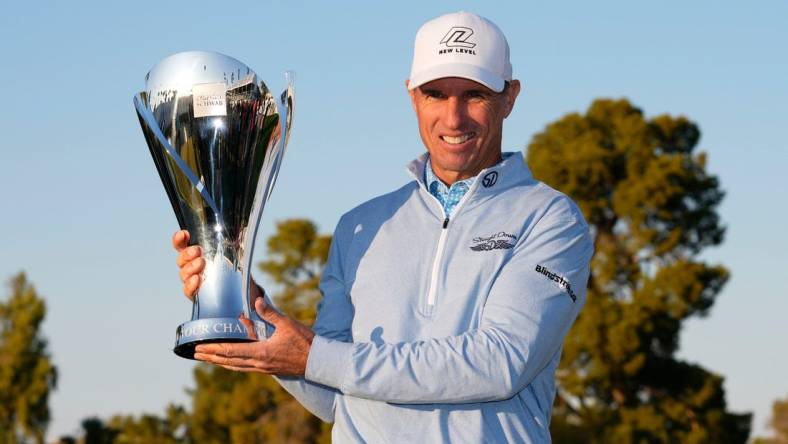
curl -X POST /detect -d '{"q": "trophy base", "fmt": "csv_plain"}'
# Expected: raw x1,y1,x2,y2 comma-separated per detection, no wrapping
173,317,267,360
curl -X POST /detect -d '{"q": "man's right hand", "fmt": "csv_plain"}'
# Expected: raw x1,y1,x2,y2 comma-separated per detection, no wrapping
173,230,205,300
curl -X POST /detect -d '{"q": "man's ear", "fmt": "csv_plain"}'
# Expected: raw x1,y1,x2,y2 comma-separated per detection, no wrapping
405,79,418,113
503,79,521,118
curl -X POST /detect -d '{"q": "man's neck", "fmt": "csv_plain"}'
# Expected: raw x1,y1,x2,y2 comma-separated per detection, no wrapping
431,154,503,186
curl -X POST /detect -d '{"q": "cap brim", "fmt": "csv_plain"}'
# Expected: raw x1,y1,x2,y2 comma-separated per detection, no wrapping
409,63,506,92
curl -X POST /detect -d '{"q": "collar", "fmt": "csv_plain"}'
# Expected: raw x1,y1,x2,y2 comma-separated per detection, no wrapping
407,151,533,219
407,151,529,190
424,157,477,195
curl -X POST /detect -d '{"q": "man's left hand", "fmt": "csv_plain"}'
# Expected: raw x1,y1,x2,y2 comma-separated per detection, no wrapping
193,297,315,376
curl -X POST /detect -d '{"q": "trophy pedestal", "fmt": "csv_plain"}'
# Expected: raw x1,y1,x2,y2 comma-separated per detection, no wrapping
174,317,267,359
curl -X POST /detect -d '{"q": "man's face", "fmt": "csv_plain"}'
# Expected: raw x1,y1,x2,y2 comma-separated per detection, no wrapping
408,77,520,185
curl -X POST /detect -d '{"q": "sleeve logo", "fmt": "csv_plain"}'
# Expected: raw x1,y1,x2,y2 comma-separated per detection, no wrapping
535,265,577,302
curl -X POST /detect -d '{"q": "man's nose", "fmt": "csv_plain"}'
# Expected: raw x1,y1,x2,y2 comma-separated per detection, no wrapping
443,96,467,129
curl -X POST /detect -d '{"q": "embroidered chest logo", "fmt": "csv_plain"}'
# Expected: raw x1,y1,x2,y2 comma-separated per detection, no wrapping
482,171,498,188
470,231,516,251
535,265,577,302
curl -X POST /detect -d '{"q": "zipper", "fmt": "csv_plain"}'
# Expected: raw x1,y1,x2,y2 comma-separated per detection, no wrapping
423,179,481,311
426,217,450,307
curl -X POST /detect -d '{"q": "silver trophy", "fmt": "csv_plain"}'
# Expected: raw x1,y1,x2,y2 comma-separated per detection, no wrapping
133,51,294,359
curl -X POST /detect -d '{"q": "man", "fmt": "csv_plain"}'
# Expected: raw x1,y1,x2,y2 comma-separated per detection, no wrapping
174,11,593,443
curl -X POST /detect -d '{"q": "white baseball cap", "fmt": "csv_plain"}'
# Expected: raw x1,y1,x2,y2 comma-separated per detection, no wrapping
408,11,512,93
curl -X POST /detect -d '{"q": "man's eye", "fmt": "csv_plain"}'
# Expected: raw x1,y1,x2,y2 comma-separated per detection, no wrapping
421,89,445,99
465,91,486,99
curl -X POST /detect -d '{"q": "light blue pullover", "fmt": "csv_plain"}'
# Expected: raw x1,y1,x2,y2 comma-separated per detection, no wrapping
275,152,593,443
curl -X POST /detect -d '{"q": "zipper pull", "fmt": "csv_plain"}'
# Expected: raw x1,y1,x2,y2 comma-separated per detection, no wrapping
442,217,449,229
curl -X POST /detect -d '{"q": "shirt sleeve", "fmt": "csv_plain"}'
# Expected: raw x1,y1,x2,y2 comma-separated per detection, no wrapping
273,216,355,422
304,201,593,404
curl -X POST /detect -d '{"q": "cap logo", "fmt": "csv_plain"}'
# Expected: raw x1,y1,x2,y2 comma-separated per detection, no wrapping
440,26,476,48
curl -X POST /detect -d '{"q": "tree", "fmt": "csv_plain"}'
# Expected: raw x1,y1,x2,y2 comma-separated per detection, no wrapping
527,98,750,443
61,408,186,444
186,219,332,444
258,219,332,325
0,272,57,444
106,406,187,444
754,396,788,444
79,417,117,444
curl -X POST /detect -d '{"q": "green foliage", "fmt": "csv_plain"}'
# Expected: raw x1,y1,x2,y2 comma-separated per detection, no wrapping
259,219,332,325
0,272,57,444
79,417,116,444
188,366,328,444
527,98,750,443
106,406,186,444
753,396,788,444
62,409,186,444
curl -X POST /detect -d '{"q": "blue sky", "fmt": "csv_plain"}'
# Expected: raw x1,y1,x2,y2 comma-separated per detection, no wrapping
1,1,786,440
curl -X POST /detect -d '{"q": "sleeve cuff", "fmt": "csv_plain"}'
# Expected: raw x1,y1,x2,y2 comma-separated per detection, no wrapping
305,334,353,391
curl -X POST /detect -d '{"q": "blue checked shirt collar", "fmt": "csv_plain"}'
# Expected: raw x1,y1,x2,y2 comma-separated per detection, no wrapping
425,157,476,218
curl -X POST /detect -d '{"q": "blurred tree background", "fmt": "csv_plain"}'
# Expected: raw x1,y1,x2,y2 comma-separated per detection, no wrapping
0,273,57,444
528,98,750,443
753,396,788,444
6,99,761,443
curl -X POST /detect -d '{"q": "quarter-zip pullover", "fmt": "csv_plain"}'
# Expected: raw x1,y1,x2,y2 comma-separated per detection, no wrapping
275,151,593,443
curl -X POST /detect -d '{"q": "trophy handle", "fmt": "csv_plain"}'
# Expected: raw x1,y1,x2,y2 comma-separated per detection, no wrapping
133,93,223,223
239,72,296,326
281,70,295,149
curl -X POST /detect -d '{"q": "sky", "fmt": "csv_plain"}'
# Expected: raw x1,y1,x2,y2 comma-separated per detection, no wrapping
0,0,786,441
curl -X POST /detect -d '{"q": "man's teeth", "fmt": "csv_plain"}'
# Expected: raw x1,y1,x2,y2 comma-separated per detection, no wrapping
441,134,473,144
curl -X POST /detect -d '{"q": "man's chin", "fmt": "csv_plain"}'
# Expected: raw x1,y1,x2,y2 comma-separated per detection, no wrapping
430,147,473,163
429,164,479,184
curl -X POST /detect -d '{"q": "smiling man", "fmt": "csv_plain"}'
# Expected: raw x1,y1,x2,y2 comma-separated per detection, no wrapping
174,11,593,443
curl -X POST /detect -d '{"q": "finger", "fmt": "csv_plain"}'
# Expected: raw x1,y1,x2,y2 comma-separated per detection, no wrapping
255,296,283,325
218,364,258,373
249,281,264,308
193,353,257,368
183,275,201,300
176,246,202,268
195,341,259,358
179,257,206,283
172,230,190,252
238,315,259,340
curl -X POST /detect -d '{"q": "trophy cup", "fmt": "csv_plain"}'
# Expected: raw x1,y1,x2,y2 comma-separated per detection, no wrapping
133,51,294,359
